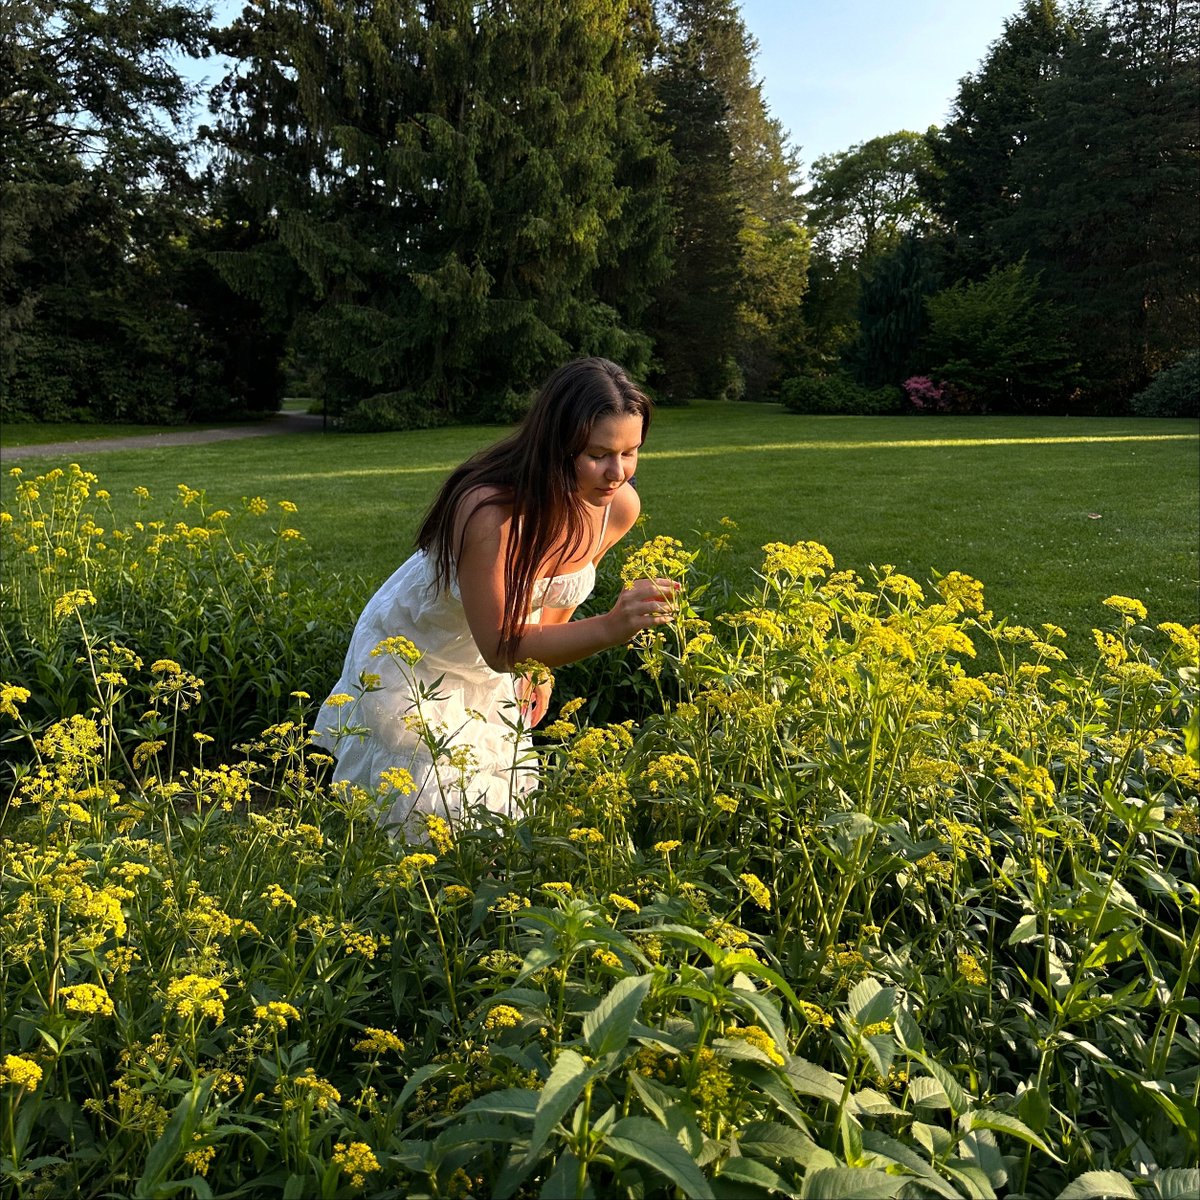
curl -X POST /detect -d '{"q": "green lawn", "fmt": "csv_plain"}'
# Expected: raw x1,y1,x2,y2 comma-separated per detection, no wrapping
5,403,1198,654
0,420,229,446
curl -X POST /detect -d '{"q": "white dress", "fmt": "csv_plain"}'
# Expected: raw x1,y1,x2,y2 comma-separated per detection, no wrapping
313,510,607,831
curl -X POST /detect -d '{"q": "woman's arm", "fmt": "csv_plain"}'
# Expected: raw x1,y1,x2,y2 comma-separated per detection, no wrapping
454,485,673,673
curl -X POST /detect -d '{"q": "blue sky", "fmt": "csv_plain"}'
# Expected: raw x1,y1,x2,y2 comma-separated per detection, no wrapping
186,1,1025,178
739,0,1024,170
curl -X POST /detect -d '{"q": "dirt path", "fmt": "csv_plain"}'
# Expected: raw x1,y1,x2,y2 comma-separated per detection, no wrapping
0,411,327,463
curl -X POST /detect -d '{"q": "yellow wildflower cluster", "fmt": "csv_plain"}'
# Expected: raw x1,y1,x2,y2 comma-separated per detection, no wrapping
354,1028,406,1054
1,1054,43,1089
280,1069,341,1111
422,813,455,853
378,767,416,796
61,982,115,1017
799,1001,835,1029
370,635,422,665
332,1141,380,1188
484,1005,523,1031
254,1001,301,1030
643,752,699,794
165,974,229,1023
739,872,772,911
621,535,696,586
724,1025,785,1065
761,540,834,579
957,951,988,986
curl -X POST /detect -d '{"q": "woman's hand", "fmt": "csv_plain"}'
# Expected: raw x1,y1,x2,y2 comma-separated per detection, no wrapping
517,677,553,727
606,577,680,643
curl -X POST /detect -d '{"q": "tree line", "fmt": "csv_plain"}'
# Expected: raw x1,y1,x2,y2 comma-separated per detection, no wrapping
3,0,1195,427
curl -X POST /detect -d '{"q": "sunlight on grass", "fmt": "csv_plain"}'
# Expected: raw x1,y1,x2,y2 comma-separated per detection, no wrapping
646,432,1199,458
264,430,1198,483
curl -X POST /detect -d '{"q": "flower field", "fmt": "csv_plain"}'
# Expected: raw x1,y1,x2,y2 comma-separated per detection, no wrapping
2,465,1197,1199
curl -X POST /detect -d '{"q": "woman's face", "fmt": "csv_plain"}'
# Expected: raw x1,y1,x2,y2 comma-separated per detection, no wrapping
573,412,643,506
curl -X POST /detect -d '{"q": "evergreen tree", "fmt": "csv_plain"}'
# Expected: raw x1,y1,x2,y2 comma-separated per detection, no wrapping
848,232,942,387
998,0,1200,404
798,132,933,375
922,260,1078,410
0,0,247,421
922,0,1074,279
648,0,806,400
209,0,671,426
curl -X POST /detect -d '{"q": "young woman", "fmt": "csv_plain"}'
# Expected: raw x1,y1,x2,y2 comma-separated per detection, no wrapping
313,357,676,830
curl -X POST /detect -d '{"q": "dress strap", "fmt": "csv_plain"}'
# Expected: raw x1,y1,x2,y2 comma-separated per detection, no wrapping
595,502,611,556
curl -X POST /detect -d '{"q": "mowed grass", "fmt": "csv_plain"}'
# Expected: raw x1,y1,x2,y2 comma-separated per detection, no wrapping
4,403,1197,657
0,420,240,447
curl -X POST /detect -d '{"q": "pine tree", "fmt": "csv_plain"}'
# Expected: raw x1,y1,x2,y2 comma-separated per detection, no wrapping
648,0,806,400
1,0,233,420
209,0,671,426
922,0,1074,279
998,0,1200,404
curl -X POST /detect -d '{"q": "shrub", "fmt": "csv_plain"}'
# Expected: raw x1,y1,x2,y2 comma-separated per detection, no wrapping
2,516,1196,1197
779,373,903,415
0,464,361,765
1129,351,1200,418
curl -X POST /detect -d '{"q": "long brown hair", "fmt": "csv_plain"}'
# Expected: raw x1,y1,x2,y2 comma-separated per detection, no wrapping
416,358,652,666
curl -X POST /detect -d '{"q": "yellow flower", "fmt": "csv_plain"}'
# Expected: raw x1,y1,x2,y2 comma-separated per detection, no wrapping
653,840,682,854
370,636,422,665
592,948,622,969
151,659,183,676
245,496,269,516
1103,595,1147,622
285,1069,341,1111
183,1140,216,1176
354,1028,406,1054
324,692,355,707
568,827,605,845
484,1005,523,1031
761,540,834,579
724,1024,785,1065
378,767,416,795
0,683,31,721
332,1141,379,1189
53,589,97,619
61,983,115,1017
442,884,472,904
1,1054,43,1089
739,872,771,911
262,883,296,909
422,813,455,853
543,881,574,895
936,571,985,614
165,974,229,1023
957,951,987,986
254,1001,301,1030
609,893,640,913
799,1001,834,1029
278,499,298,513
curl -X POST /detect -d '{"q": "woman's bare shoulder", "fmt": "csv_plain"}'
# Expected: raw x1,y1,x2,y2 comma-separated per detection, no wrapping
453,485,513,548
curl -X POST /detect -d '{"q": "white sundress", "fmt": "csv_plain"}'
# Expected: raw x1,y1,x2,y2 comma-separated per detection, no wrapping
312,508,608,831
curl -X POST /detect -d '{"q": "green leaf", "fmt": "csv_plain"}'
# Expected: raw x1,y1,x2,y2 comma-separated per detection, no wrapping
458,1088,539,1120
965,1109,1059,1159
604,1116,715,1199
802,1166,906,1199
860,1129,963,1199
737,1120,818,1162
628,1071,678,1128
525,1051,596,1166
1056,1170,1139,1199
515,943,560,986
582,974,651,1058
785,1057,845,1105
717,1156,791,1194
916,1055,968,1118
1154,1169,1200,1200
1017,1086,1051,1134
1082,929,1140,970
1008,913,1040,944
908,1074,952,1110
848,978,894,1026
398,1063,454,1113
134,1075,215,1198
